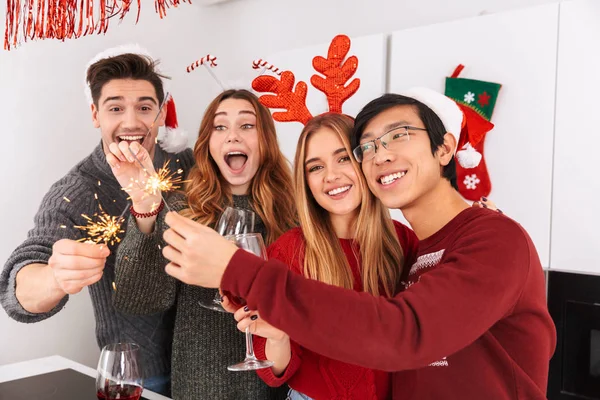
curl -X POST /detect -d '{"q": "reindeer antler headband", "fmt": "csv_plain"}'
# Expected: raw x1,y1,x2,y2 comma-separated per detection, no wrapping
251,34,361,125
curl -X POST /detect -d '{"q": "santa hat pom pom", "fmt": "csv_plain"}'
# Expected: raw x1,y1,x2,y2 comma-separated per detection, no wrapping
456,142,482,168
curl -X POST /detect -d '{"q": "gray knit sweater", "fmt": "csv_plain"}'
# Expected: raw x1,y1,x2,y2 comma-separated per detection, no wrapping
114,193,288,400
0,143,195,381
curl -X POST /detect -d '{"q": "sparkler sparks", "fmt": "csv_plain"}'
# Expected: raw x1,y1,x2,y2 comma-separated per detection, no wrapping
72,194,126,247
143,162,185,196
75,211,125,246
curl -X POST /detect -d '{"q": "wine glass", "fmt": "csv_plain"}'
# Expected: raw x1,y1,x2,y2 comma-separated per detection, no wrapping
225,233,275,371
198,207,256,312
96,343,143,400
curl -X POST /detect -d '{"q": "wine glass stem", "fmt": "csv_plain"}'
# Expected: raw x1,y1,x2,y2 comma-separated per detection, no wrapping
245,327,257,360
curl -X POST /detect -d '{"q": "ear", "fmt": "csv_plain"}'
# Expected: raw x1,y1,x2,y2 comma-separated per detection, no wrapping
91,103,100,129
436,132,457,167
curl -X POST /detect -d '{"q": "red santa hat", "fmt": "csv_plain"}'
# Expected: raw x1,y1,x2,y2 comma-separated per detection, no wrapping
400,87,486,168
84,44,188,153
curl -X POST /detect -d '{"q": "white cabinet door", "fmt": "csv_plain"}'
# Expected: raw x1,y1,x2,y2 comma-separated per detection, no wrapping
388,4,559,267
551,0,600,274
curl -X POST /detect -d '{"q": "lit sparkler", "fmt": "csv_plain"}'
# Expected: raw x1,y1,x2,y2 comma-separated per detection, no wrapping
143,162,185,196
72,194,128,247
75,211,125,246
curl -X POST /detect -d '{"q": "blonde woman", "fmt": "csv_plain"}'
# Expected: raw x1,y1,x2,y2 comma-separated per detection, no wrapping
227,113,416,400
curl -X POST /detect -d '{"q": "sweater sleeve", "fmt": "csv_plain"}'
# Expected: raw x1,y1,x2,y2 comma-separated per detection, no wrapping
221,216,531,372
253,230,305,386
0,175,94,323
254,335,304,387
112,193,186,315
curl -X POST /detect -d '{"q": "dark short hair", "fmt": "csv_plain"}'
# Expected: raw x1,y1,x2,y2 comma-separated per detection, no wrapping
352,94,457,189
86,53,169,107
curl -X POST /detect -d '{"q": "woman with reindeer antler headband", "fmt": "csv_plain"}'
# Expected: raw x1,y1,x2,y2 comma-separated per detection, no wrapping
107,56,295,399
222,35,410,400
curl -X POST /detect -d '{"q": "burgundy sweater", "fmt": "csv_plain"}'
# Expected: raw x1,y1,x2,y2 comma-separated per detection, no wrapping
253,221,418,400
223,207,556,399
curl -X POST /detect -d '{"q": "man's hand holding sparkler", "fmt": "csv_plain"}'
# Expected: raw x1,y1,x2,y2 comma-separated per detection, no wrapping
47,239,111,295
15,238,111,313
106,141,162,215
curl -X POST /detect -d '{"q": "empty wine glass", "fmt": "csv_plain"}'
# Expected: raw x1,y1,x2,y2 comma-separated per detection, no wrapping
96,343,143,400
225,233,274,371
198,207,256,312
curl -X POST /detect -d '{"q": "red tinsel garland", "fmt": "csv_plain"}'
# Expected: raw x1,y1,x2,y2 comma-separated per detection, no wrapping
4,0,191,50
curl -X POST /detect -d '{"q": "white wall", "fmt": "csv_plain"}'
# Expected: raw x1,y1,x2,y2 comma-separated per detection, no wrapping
0,0,559,369
551,0,600,274
192,0,559,86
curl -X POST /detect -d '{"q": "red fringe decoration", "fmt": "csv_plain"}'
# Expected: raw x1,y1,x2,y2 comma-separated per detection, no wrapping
3,0,192,50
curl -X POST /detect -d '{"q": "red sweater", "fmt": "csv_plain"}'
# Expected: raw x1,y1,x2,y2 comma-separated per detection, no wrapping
253,221,419,400
222,207,557,399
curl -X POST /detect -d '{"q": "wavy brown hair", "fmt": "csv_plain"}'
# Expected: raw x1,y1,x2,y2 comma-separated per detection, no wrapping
181,90,297,245
294,113,404,296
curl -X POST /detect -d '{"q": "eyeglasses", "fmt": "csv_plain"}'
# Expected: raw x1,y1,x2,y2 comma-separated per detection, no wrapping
352,125,427,163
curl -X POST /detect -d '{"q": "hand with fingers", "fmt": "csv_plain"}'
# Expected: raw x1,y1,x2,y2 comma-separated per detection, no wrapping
105,141,160,213
224,295,292,376
162,211,239,288
220,294,238,313
472,196,503,214
230,302,289,342
48,239,110,295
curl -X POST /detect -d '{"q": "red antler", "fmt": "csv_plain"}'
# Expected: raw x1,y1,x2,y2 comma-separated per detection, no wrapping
311,34,360,113
252,71,313,125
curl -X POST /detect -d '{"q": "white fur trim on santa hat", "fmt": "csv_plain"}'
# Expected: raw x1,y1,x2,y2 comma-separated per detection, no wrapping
157,128,189,153
83,43,171,105
400,87,463,148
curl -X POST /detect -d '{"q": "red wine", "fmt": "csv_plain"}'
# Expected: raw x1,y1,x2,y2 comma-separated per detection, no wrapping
97,384,143,400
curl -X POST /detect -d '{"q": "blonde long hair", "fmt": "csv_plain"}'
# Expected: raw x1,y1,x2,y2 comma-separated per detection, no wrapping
294,113,404,297
181,90,297,245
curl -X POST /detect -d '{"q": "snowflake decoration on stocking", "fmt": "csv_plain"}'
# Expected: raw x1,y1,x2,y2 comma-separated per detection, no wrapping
464,91,475,104
463,174,480,190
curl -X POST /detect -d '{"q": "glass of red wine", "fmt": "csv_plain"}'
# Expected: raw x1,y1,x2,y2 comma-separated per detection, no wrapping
96,343,143,400
225,233,275,371
198,207,256,312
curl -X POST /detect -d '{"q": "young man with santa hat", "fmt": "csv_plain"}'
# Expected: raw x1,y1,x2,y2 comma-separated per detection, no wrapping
0,44,193,396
